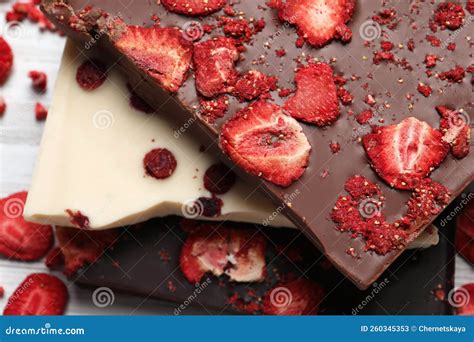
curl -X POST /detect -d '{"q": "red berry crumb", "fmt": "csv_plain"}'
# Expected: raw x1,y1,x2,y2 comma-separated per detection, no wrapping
434,2,465,30
329,142,341,154
356,109,374,125
65,209,90,229
144,148,177,180
417,83,432,97
0,37,13,85
0,96,6,116
76,59,107,91
35,102,48,121
28,70,47,92
0,286,4,298
424,54,437,68
199,95,229,124
439,66,466,83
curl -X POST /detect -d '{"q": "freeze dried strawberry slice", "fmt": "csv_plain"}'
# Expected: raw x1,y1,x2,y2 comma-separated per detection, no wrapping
179,221,266,283
3,273,68,315
194,37,239,98
275,0,355,47
56,226,119,276
362,117,449,190
0,192,53,261
453,283,474,315
220,101,311,187
114,26,193,93
161,0,226,16
283,63,340,126
436,105,471,159
0,37,13,85
262,278,324,315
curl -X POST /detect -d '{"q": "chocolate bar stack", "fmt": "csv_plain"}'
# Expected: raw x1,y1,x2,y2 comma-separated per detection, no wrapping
12,0,474,315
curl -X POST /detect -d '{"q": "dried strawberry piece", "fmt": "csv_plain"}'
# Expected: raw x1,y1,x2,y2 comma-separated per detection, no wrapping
437,105,471,159
467,0,474,14
114,26,193,92
262,278,324,315
179,221,266,283
417,83,432,97
45,246,65,270
204,163,236,194
34,102,48,121
404,179,450,223
0,37,13,85
3,273,68,315
198,95,229,124
274,0,355,47
0,286,4,298
424,54,438,68
65,209,90,229
28,70,47,92
220,101,311,187
76,60,107,91
434,2,465,30
220,17,254,46
161,0,226,16
232,70,278,102
0,191,53,261
283,63,340,126
356,109,374,125
143,148,177,180
362,117,449,190
194,37,239,98
439,66,465,83
0,96,6,116
454,283,474,315
56,226,119,277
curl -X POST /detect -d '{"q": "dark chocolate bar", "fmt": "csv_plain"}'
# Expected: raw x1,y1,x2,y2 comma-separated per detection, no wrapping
41,0,473,288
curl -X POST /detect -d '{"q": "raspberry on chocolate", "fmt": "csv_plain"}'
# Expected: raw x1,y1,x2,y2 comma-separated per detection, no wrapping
204,163,236,194
232,70,278,102
198,95,229,124
143,148,177,180
76,59,107,91
439,66,466,83
434,2,465,30
437,105,471,159
356,109,374,125
417,83,432,97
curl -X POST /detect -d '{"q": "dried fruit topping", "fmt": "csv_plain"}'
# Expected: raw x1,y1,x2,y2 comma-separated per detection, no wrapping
0,95,6,116
179,221,266,283
468,0,474,14
28,70,47,92
283,63,340,126
161,0,226,16
417,83,432,97
439,66,466,83
114,26,193,92
3,273,68,316
6,1,56,33
232,70,278,102
220,101,311,187
434,2,465,30
272,0,355,47
34,102,48,121
437,105,471,159
356,109,374,125
453,283,474,315
219,17,254,46
143,148,177,180
0,37,13,85
362,117,449,190
204,163,236,194
194,37,239,98
262,278,324,315
198,95,229,124
194,196,223,217
76,60,107,91
56,226,119,276
65,209,90,229
0,191,53,261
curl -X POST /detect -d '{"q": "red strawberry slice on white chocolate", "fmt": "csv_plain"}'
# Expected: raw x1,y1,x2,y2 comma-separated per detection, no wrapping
362,117,449,190
220,101,311,187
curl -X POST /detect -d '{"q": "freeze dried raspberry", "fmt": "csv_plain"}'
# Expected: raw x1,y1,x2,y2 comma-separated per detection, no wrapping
56,226,119,276
179,221,266,283
198,95,229,124
232,70,278,102
0,286,3,298
424,54,437,68
467,0,474,14
439,66,465,83
114,26,193,92
0,96,6,116
7,1,56,33
45,247,65,270
373,51,395,65
437,105,471,159
362,117,449,190
65,210,90,229
356,109,374,125
144,148,177,180
204,163,236,194
434,2,465,30
262,278,324,315
194,37,239,98
3,273,68,316
35,102,47,121
28,70,47,92
76,60,107,91
417,83,432,97
0,191,53,261
329,142,341,154
337,87,353,106
273,0,355,47
161,0,226,16
380,41,394,51
0,37,13,85
426,35,441,47
283,63,340,126
220,17,254,45
195,196,223,217
220,101,311,187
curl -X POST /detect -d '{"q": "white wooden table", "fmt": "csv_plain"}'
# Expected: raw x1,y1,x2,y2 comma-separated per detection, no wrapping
0,2,472,315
